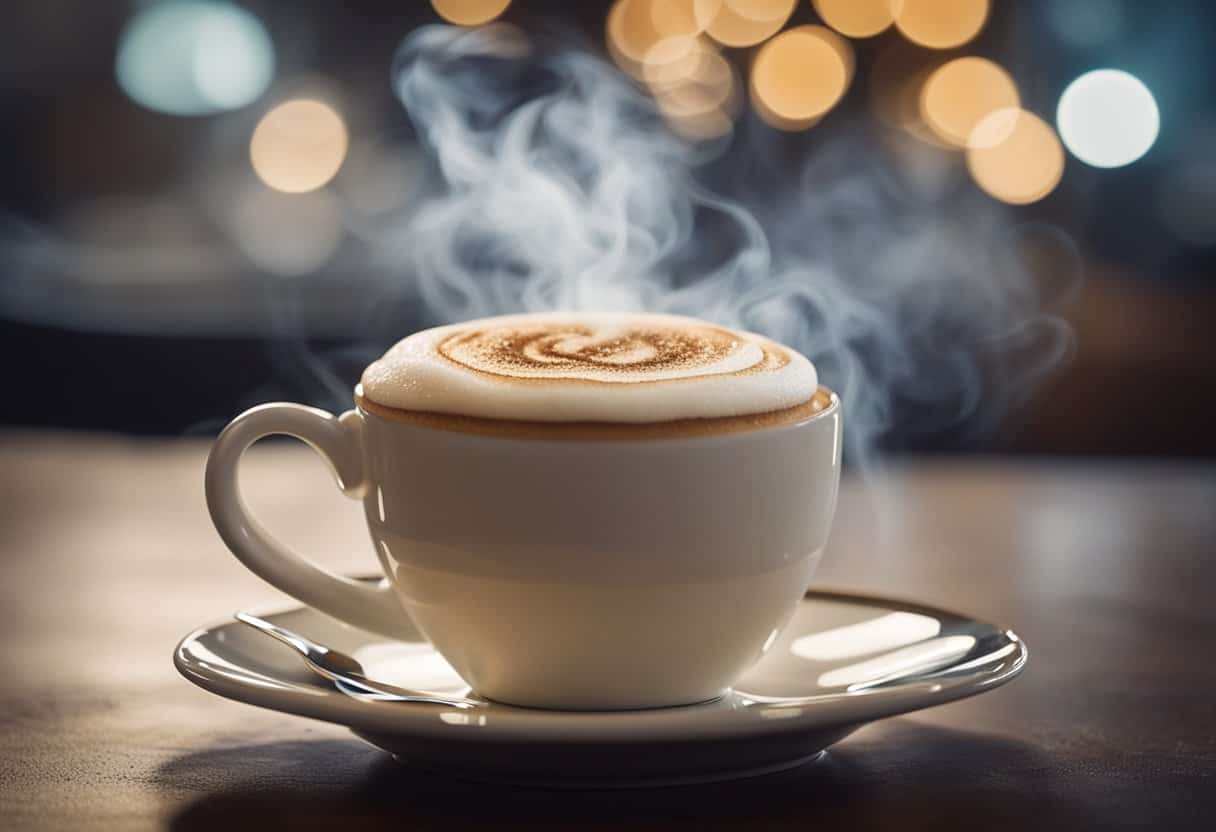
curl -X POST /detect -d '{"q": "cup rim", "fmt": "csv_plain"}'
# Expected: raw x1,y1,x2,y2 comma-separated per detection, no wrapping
353,385,839,442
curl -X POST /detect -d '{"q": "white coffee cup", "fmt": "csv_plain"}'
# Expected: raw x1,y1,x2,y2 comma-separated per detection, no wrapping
206,387,841,710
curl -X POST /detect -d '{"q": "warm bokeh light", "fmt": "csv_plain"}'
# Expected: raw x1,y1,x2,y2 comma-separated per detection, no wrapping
431,0,512,27
644,38,723,96
116,1,274,116
751,26,853,130
869,42,952,147
894,0,989,50
812,0,897,38
661,98,737,139
751,95,822,132
607,0,658,65
228,185,343,276
605,3,738,140
921,57,1019,148
608,0,701,81
608,0,716,64
1057,69,1159,169
640,35,703,88
650,0,722,37
250,99,349,194
656,46,739,138
705,0,796,48
967,109,1065,205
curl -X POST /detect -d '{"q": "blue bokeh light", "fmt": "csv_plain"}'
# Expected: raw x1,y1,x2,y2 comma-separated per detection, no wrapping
116,1,274,116
1057,69,1159,168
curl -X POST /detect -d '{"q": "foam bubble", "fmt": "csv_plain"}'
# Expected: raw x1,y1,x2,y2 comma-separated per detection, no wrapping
359,313,818,422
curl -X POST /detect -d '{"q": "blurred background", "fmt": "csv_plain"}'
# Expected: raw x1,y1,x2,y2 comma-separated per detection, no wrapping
1,0,1213,457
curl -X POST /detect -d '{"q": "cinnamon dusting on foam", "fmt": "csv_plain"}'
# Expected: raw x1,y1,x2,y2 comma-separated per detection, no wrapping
357,387,836,440
437,321,767,383
359,313,819,423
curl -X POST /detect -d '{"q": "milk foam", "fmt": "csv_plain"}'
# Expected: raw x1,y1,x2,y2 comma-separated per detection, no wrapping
359,313,818,422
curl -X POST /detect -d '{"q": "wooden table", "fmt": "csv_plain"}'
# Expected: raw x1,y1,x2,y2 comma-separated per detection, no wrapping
1,434,1213,829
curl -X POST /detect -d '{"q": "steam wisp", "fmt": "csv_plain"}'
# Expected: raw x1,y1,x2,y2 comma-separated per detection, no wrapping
386,25,1076,461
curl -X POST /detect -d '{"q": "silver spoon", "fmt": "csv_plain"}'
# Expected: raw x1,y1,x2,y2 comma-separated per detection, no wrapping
236,612,479,709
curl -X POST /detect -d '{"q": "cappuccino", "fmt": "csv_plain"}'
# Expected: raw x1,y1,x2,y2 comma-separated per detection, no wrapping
358,313,820,429
207,311,841,708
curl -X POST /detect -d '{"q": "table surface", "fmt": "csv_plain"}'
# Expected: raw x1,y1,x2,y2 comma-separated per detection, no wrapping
0,433,1213,830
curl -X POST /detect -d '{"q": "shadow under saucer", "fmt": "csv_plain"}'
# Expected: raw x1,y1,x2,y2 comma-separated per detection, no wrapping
161,721,1101,831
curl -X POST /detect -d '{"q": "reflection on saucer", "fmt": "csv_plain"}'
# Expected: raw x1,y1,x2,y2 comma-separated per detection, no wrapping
817,635,977,689
176,590,1026,787
352,642,469,694
790,611,942,661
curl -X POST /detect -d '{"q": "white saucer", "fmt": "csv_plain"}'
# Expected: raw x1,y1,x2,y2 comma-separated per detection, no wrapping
175,586,1026,787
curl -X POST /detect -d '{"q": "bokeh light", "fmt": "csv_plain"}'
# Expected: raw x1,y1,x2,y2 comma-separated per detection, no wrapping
116,1,274,116
1044,0,1123,48
607,3,738,140
431,0,512,27
650,0,722,37
921,57,1019,148
607,0,656,73
871,42,944,142
641,36,705,88
661,97,738,139
607,0,702,81
1057,69,1159,169
705,0,796,48
336,141,427,241
967,109,1065,204
751,25,853,130
652,42,740,139
1154,123,1216,248
812,0,897,39
250,99,349,194
894,0,990,50
228,184,343,276
1157,164,1216,248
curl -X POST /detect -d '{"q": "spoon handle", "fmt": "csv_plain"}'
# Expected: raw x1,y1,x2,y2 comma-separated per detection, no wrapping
236,612,477,709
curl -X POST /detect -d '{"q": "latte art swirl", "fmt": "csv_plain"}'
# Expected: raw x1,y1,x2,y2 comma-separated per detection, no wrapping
437,321,785,383
360,314,818,423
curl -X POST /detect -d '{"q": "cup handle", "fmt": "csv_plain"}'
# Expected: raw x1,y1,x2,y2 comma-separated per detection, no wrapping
205,402,410,640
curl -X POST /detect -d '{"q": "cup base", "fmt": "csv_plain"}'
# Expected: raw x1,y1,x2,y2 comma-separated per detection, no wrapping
478,689,730,713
